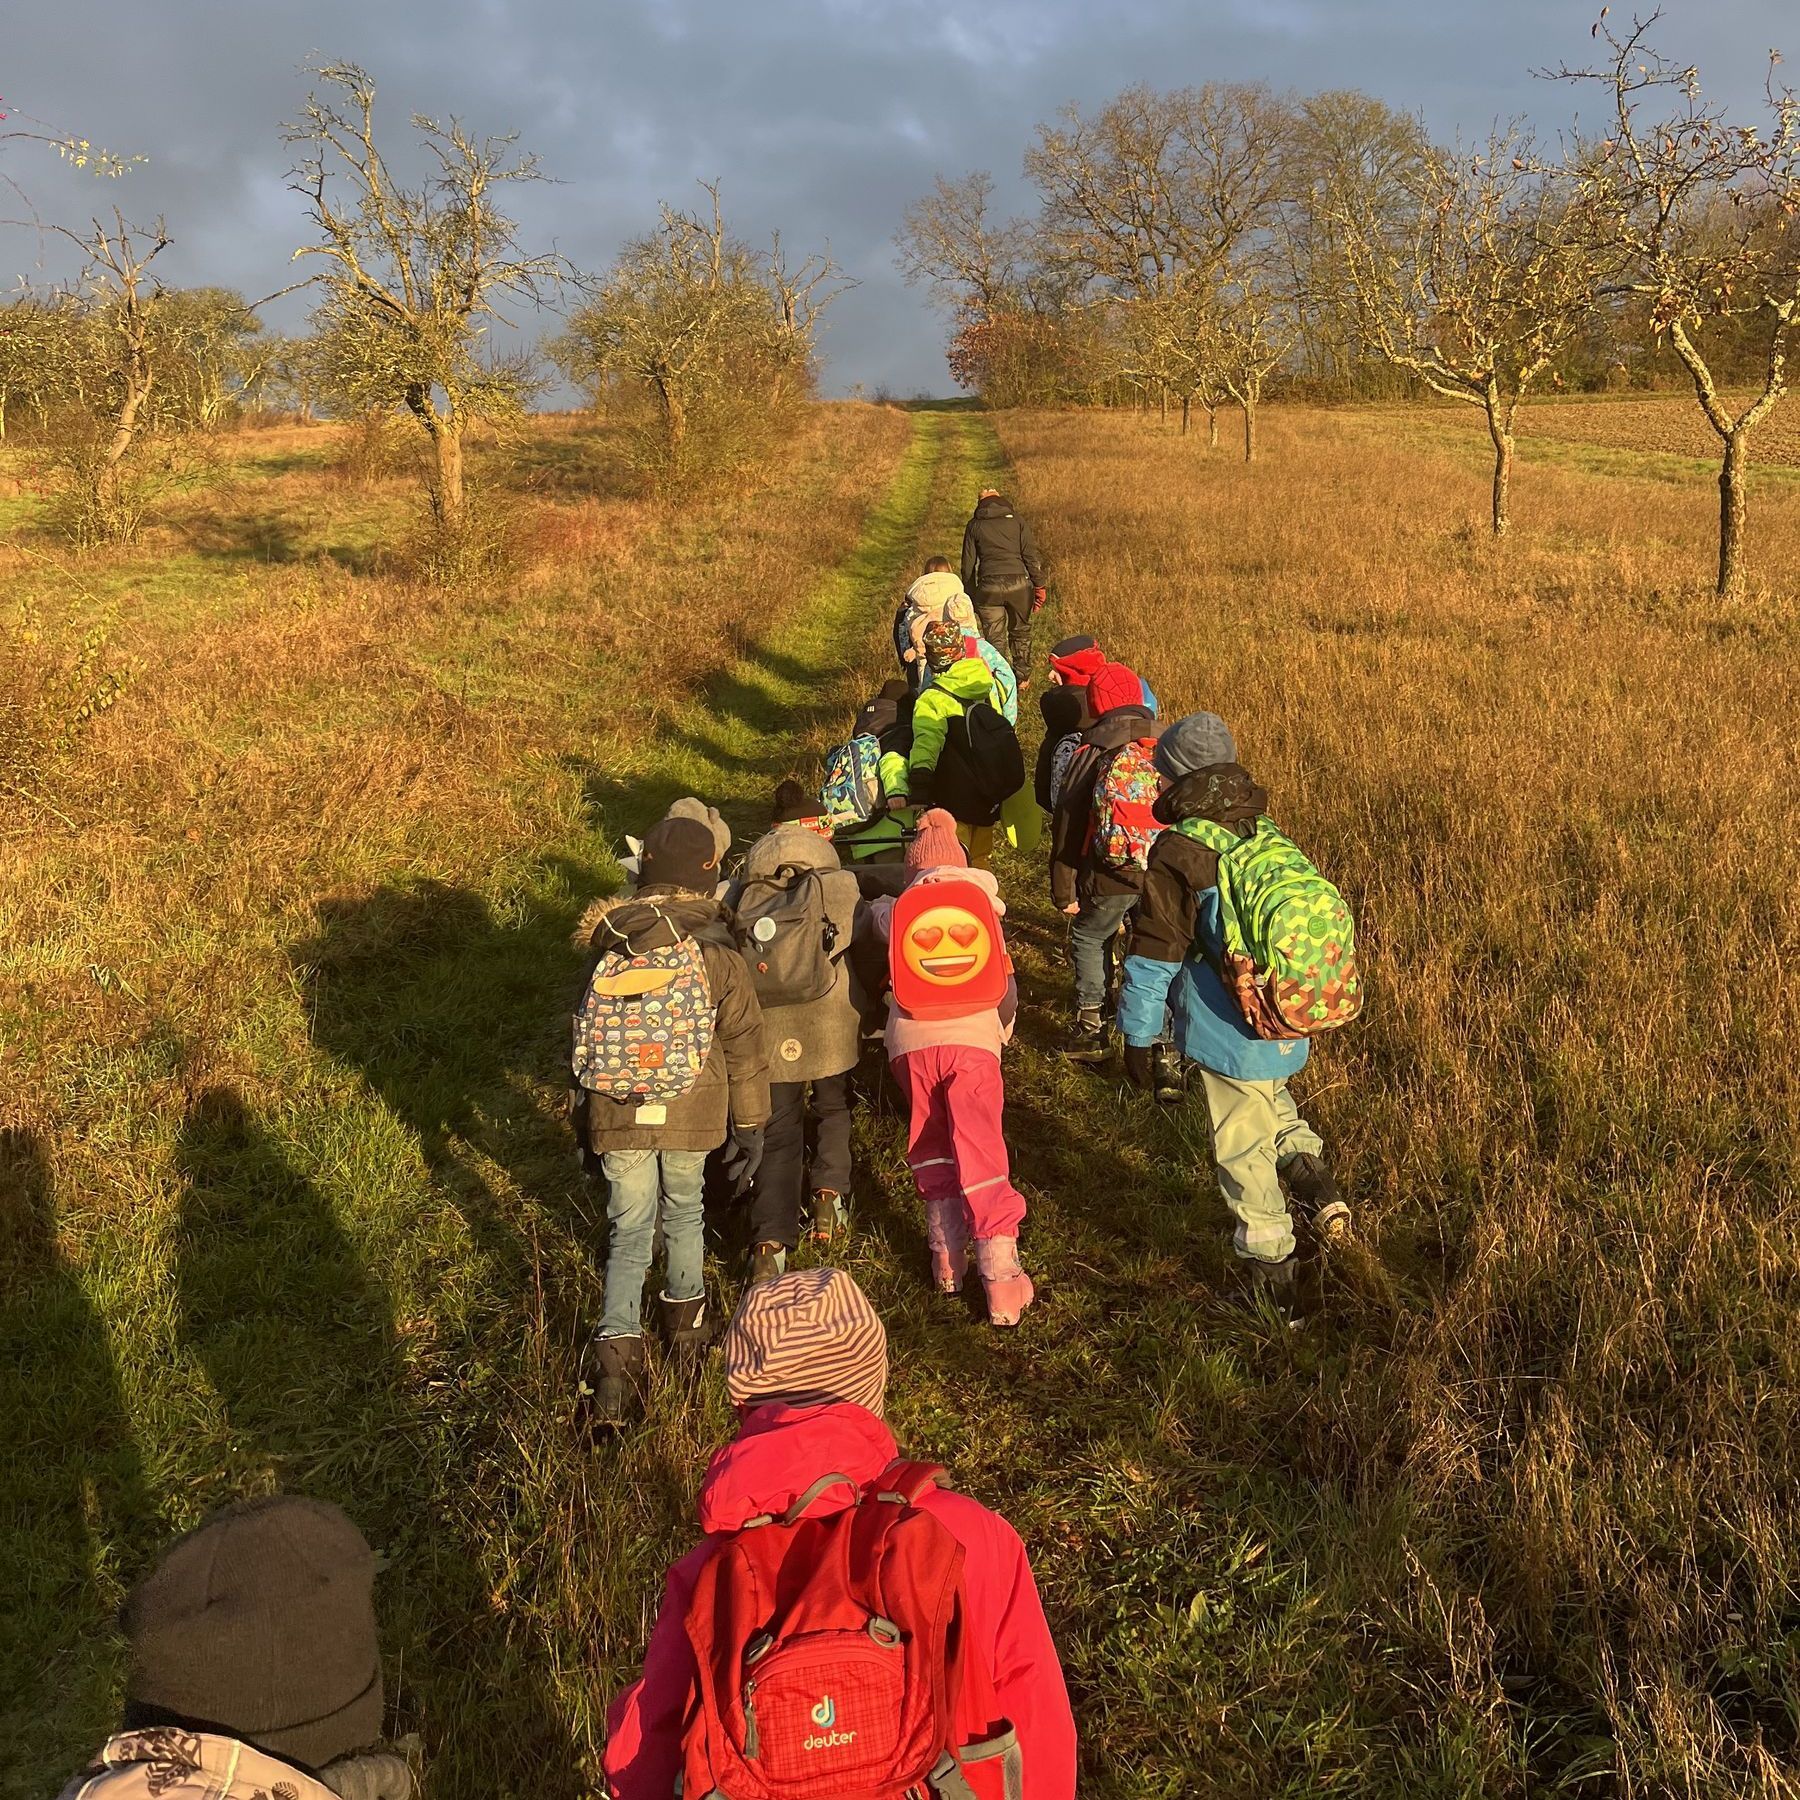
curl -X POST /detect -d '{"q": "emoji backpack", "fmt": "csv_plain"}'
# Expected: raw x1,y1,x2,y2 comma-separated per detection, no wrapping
677,1462,1025,1800
888,878,1010,1022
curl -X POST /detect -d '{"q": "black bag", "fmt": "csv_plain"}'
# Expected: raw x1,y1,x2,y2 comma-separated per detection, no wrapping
932,698,1025,826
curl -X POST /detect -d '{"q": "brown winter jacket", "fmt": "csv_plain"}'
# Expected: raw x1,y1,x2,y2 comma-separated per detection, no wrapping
730,825,868,1085
571,888,771,1154
1047,703,1161,910
1128,764,1269,966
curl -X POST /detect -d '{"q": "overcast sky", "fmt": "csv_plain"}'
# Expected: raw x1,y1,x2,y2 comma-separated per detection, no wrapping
4,1,1794,395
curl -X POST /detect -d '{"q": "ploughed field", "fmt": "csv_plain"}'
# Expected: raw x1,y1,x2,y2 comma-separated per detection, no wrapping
4,394,1799,1798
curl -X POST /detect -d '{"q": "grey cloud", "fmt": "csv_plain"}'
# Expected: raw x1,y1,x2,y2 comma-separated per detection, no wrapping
6,0,1796,395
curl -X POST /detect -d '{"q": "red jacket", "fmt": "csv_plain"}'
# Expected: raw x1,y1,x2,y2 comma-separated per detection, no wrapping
604,1402,1078,1800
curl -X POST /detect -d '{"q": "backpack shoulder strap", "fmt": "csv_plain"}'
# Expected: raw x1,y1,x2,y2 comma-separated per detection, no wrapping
872,1459,950,1506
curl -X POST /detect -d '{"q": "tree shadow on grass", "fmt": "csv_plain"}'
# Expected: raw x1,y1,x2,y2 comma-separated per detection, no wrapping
0,1128,164,1796
173,1086,582,1798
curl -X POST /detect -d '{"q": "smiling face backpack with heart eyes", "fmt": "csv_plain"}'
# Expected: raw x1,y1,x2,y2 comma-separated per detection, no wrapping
888,879,1010,1021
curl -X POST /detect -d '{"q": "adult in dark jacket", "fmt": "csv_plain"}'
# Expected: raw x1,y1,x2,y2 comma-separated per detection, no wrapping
961,489,1045,684
571,815,771,1421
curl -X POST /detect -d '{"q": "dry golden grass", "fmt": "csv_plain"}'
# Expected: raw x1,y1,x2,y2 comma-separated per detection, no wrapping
996,403,1800,1793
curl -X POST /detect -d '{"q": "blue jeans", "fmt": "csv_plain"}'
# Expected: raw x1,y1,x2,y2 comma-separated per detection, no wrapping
1070,891,1138,1012
599,1149,707,1338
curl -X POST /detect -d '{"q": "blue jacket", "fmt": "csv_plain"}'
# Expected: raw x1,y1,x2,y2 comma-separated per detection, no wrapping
1119,891,1309,1082
1116,762,1311,1083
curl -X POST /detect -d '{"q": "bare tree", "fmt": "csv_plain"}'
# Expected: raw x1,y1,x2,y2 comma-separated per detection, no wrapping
1551,12,1800,598
555,182,846,482
1025,83,1292,301
895,172,1031,316
1326,127,1605,534
1210,268,1298,462
284,62,564,538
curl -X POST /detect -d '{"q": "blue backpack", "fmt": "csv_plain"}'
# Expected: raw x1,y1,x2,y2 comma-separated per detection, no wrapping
820,735,885,826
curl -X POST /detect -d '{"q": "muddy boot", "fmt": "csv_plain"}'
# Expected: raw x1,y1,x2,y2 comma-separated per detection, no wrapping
1281,1152,1351,1242
1063,1007,1110,1065
659,1294,712,1368
973,1235,1036,1327
926,1194,970,1297
746,1242,788,1288
1152,1041,1186,1105
578,1332,647,1429
805,1190,850,1245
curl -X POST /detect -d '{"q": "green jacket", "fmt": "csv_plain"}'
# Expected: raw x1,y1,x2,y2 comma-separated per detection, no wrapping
908,657,994,786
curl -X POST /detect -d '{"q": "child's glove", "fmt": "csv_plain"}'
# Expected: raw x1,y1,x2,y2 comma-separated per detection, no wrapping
1122,1043,1156,1092
1031,587,1047,614
721,1125,765,1191
320,1753,415,1800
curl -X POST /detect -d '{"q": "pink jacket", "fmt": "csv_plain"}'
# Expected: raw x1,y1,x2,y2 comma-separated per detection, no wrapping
603,1402,1077,1800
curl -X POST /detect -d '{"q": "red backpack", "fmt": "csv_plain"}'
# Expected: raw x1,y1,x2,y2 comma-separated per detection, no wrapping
888,879,1010,1022
678,1463,1022,1800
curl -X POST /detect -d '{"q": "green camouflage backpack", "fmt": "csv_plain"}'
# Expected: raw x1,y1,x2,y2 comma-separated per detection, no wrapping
1175,815,1362,1039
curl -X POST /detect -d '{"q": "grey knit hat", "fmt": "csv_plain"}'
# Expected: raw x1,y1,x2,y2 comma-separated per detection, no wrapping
1152,711,1238,781
122,1496,383,1771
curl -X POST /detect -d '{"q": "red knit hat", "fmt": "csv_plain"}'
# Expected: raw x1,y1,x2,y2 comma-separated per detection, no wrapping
1048,637,1107,686
1089,661,1145,718
905,808,966,871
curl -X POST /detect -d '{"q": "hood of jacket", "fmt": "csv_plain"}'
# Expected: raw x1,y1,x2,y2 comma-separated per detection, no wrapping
61,1731,340,1800
1038,684,1089,738
904,863,1005,912
904,570,968,614
741,823,844,881
1152,762,1268,829
973,494,1014,520
1082,702,1158,753
697,1402,899,1533
581,888,729,956
929,657,997,705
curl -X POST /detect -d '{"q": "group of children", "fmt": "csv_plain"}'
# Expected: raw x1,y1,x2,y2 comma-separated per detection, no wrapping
50,507,1361,1800
570,536,1359,1416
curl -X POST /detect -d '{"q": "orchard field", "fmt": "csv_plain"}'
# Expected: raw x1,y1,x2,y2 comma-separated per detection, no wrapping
5,391,1799,1797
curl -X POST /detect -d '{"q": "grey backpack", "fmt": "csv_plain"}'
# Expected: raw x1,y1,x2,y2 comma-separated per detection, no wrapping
732,866,838,1008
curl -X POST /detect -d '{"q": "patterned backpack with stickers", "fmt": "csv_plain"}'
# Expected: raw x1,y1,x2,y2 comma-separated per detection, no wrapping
820,735,885,827
1176,815,1363,1039
1090,738,1164,872
572,927,715,1101
678,1462,1025,1800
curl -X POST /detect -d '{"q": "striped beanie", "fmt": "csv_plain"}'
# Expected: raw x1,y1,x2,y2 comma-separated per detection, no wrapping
723,1268,889,1418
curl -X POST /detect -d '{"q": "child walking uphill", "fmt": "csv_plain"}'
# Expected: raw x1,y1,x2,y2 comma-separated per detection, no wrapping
730,791,866,1287
907,623,1027,871
571,811,771,1424
867,810,1035,1325
603,1268,1077,1800
1116,715,1353,1302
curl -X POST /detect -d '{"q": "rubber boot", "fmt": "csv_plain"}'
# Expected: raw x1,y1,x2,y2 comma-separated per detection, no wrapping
1280,1151,1351,1241
1063,1006,1109,1065
926,1194,970,1297
973,1235,1035,1327
579,1332,646,1429
1243,1253,1304,1328
1152,1040,1186,1105
746,1242,787,1287
806,1190,850,1244
659,1294,712,1367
